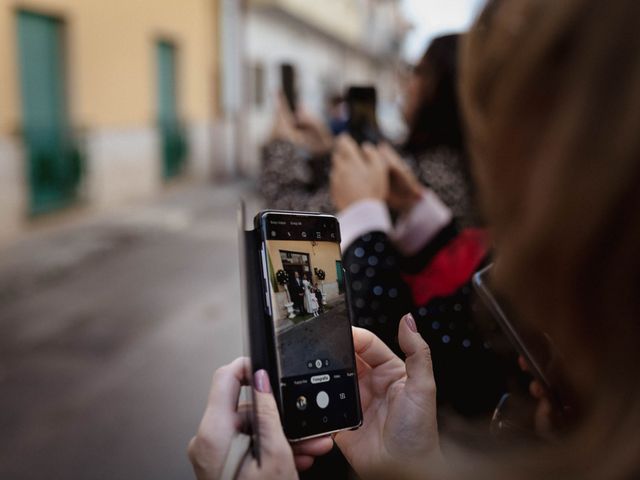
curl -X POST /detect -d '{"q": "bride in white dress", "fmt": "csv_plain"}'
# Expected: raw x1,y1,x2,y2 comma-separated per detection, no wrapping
302,274,319,317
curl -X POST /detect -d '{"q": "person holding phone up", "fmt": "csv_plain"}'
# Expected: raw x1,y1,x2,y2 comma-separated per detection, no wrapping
189,0,640,478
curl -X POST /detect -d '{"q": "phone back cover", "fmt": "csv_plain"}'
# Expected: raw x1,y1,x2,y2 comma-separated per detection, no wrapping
238,205,280,464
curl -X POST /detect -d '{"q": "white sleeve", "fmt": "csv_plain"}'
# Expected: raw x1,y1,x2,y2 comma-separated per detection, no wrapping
337,199,392,251
389,189,453,256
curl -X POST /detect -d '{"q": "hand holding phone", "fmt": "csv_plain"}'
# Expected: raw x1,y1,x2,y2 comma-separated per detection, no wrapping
255,211,362,441
473,264,576,429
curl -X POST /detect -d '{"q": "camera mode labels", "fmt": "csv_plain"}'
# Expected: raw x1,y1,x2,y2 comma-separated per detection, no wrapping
310,374,330,384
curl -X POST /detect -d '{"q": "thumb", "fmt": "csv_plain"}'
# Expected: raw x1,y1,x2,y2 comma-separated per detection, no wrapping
397,314,436,399
253,370,289,455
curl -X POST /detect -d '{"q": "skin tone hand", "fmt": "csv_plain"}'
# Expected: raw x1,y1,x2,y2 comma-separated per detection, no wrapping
334,315,447,477
270,94,333,155
518,356,554,438
270,93,304,146
296,108,334,155
188,358,333,479
330,134,389,211
378,142,424,215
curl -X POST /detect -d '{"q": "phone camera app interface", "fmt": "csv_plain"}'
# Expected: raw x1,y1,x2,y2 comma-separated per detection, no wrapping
263,214,359,438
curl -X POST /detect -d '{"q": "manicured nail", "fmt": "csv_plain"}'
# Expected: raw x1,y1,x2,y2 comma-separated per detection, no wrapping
404,313,418,333
254,369,272,393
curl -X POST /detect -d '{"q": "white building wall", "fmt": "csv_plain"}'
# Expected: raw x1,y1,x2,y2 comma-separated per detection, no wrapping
85,128,160,210
244,8,405,176
0,136,26,248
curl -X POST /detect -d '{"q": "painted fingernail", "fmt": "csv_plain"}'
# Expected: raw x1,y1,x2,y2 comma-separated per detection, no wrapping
254,369,272,393
404,313,418,333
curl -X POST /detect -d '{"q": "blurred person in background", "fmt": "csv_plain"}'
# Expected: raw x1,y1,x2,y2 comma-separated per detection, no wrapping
190,0,640,478
328,37,502,426
401,34,478,228
259,94,336,213
327,94,348,136
332,135,507,423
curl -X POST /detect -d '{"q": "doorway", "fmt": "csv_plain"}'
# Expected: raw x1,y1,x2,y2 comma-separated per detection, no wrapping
17,11,82,215
279,250,312,283
156,40,187,179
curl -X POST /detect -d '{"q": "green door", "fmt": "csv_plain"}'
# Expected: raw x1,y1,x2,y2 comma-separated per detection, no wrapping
17,11,81,215
156,41,187,179
336,260,345,294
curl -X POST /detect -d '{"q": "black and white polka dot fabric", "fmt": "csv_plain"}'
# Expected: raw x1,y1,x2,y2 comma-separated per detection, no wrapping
343,229,509,419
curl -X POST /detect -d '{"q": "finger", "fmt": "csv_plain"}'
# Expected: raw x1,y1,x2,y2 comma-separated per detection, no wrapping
518,356,529,372
361,143,386,173
335,134,363,165
534,397,553,435
291,436,333,456
253,370,289,455
397,314,436,397
352,326,399,369
529,380,546,399
379,142,402,166
207,357,249,414
294,455,315,471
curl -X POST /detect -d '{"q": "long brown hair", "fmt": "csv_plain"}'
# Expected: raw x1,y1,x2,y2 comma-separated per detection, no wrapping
404,34,465,155
458,0,640,477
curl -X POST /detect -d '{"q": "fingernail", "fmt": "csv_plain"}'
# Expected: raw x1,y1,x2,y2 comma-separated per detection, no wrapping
404,313,418,333
254,369,272,393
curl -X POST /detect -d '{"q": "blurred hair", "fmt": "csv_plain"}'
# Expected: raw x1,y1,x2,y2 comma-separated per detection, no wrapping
404,34,464,154
457,0,640,477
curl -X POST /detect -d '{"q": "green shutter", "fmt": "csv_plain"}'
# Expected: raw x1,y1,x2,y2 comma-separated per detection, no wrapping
17,11,81,215
156,41,187,179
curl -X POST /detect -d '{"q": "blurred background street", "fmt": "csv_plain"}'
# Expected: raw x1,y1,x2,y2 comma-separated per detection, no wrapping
0,0,482,478
0,183,258,479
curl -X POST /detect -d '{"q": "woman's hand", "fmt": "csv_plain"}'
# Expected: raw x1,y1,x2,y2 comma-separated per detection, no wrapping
270,94,303,146
334,315,446,477
188,358,334,479
518,356,555,438
379,143,424,215
270,94,333,155
296,108,334,155
331,134,389,211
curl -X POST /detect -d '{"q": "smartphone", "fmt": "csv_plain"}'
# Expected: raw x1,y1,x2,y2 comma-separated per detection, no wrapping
346,85,380,145
280,63,298,113
255,210,362,441
473,264,574,420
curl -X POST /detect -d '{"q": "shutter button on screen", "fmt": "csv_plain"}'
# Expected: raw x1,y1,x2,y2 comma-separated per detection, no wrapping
316,391,329,409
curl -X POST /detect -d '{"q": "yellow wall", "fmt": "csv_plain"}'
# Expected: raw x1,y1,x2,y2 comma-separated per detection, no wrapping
266,239,341,292
0,0,218,135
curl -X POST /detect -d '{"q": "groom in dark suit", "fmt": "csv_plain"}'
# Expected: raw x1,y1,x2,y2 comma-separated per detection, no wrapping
287,271,306,315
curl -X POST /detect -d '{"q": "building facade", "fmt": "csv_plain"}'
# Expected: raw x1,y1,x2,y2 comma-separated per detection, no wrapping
241,0,409,175
0,0,222,247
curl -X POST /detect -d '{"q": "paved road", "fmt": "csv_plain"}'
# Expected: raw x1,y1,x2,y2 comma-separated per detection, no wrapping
278,300,354,378
0,183,260,480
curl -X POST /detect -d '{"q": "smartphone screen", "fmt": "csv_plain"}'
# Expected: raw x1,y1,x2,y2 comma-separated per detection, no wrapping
346,86,380,145
281,63,297,113
257,211,362,440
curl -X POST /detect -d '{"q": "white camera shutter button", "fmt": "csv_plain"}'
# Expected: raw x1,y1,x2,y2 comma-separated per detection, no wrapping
316,391,329,409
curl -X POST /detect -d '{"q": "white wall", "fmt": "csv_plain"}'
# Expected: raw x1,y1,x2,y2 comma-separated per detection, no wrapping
85,127,160,210
244,9,405,175
0,136,26,248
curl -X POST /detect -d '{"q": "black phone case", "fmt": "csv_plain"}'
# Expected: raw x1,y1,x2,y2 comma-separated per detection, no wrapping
243,228,280,398
243,210,362,445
